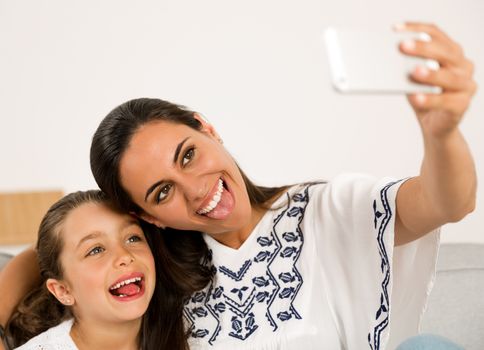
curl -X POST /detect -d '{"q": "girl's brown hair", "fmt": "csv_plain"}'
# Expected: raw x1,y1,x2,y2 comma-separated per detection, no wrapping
6,190,189,350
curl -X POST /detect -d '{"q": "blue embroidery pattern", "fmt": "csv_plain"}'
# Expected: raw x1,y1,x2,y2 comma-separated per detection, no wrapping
220,260,252,281
368,180,402,350
184,185,311,344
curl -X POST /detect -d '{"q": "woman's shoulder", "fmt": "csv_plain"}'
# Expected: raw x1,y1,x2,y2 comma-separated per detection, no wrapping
14,319,76,350
298,173,400,202
280,173,376,199
270,181,326,207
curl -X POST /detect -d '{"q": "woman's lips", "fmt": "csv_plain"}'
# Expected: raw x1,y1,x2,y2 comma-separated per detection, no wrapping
201,178,235,220
197,178,224,215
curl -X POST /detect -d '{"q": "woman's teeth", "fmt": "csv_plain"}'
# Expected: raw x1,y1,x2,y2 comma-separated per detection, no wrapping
197,179,224,215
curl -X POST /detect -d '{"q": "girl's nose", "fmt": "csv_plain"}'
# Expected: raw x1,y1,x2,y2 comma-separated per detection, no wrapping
114,247,135,267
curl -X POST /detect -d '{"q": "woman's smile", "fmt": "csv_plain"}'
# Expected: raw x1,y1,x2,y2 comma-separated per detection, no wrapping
196,178,235,219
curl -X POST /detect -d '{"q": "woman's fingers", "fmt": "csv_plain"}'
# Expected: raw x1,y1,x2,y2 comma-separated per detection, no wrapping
397,22,454,46
408,92,473,118
397,22,477,137
410,64,476,92
397,22,476,102
399,38,464,68
396,22,472,71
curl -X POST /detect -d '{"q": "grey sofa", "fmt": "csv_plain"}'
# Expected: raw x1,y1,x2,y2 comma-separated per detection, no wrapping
421,244,484,350
1,244,483,349
0,252,10,271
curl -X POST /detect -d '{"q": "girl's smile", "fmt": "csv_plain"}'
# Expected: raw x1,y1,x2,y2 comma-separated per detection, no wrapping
108,272,146,302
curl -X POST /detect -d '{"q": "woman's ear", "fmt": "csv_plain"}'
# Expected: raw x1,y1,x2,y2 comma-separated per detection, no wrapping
194,113,223,144
139,212,165,229
46,278,75,306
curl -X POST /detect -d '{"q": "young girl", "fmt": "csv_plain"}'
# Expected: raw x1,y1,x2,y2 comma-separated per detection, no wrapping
5,190,188,350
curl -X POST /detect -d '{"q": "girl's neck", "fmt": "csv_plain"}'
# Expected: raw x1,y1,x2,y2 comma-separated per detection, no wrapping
70,317,141,350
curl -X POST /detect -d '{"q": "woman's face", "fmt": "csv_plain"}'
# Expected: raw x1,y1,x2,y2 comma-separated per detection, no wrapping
118,117,254,239
50,202,156,324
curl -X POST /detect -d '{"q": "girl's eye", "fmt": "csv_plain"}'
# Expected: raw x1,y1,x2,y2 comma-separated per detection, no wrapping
182,147,195,166
87,246,105,257
156,183,172,203
127,235,142,244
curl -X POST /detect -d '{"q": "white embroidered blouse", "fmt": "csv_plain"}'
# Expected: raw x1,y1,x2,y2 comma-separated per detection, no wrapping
14,319,77,350
184,173,440,350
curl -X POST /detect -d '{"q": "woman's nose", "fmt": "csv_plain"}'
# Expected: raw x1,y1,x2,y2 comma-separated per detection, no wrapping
182,177,209,202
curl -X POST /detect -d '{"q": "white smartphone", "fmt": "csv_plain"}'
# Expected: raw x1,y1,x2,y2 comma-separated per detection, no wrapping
324,26,441,94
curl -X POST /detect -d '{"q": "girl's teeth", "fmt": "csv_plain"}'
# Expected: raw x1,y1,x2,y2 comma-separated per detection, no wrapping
109,276,142,290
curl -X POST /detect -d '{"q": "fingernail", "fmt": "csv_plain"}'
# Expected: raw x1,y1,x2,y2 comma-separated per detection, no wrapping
393,23,406,31
402,40,415,51
415,65,429,77
415,94,427,105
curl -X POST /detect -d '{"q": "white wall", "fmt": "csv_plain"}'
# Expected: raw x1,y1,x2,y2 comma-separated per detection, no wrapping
1,0,483,244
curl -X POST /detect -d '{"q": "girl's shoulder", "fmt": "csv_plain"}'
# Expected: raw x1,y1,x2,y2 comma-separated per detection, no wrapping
14,319,77,350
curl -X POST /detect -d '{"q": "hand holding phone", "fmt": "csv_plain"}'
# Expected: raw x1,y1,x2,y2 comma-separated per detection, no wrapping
324,26,441,94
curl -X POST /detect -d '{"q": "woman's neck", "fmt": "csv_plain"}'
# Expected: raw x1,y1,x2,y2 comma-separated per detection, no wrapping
210,188,290,249
70,317,141,350
215,206,267,249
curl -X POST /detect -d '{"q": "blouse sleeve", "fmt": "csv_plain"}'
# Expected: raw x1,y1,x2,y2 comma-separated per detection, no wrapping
309,173,440,350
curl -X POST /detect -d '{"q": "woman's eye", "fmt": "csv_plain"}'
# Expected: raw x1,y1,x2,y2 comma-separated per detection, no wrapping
156,183,172,203
87,246,105,257
182,148,195,166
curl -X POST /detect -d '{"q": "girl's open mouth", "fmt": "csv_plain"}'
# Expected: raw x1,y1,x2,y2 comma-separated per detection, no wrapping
108,273,146,302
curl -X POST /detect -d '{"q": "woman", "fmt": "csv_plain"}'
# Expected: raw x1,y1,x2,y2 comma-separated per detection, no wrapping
4,190,190,350
90,22,476,349
0,22,477,349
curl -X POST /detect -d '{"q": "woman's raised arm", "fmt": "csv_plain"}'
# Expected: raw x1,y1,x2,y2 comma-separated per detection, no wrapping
394,23,477,245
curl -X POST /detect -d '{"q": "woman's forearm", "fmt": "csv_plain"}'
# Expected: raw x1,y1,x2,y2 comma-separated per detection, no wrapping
0,247,40,328
396,129,476,243
420,129,477,221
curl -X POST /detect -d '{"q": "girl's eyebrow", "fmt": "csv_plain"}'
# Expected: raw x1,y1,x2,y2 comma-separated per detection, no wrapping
76,232,103,249
144,137,190,202
76,220,139,249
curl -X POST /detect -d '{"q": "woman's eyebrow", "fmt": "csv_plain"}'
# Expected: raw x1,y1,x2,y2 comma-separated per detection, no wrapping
145,180,163,202
173,137,190,164
144,137,190,202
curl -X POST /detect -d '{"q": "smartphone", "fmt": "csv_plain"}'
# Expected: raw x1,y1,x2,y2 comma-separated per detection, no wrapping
324,26,441,94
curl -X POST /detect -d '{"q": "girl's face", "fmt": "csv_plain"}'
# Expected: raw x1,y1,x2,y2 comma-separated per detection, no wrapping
118,117,255,240
48,202,156,324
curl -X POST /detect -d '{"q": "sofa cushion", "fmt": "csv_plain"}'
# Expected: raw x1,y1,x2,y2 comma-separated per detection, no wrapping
0,252,13,271
421,244,484,350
